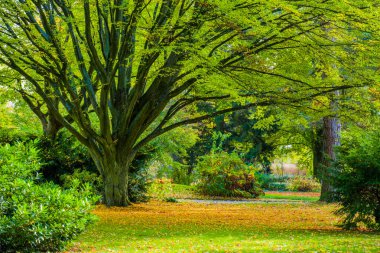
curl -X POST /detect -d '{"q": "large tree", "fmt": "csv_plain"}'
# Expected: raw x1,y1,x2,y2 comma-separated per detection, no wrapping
0,0,378,206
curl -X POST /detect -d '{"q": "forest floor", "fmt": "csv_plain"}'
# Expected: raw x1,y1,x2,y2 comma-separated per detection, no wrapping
69,200,380,252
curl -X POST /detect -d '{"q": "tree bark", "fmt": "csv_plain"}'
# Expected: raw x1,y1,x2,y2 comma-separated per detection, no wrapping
319,116,341,202
42,115,62,140
312,121,324,179
374,206,380,224
103,168,130,206
90,149,134,206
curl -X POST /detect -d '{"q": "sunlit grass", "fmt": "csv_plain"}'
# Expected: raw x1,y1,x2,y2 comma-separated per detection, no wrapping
261,191,320,201
70,201,379,252
148,182,321,202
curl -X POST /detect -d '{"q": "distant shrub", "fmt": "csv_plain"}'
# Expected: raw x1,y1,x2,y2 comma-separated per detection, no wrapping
256,173,292,191
267,182,288,191
165,197,178,203
194,152,263,198
332,129,380,231
148,178,174,200
287,176,321,192
172,164,193,185
255,173,271,189
0,142,98,252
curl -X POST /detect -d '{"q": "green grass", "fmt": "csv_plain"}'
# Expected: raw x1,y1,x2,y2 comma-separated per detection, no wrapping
70,202,380,252
261,193,319,202
148,182,320,202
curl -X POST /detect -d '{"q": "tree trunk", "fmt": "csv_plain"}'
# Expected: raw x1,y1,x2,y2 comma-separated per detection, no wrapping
319,116,341,202
90,150,133,207
42,115,62,140
312,121,324,179
374,207,380,224
103,168,130,206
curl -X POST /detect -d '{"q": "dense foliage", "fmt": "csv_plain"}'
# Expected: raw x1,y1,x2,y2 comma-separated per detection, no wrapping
188,108,278,172
0,142,97,252
38,132,98,184
194,152,263,198
332,128,380,230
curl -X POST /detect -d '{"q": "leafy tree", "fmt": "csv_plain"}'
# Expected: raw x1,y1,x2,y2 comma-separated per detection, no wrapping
269,81,380,200
0,0,378,206
188,106,278,173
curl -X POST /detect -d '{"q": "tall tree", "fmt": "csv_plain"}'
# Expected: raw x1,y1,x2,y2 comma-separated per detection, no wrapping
0,0,378,206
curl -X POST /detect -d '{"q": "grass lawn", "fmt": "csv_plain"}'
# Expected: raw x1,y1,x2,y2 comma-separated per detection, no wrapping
69,201,379,252
261,191,320,202
148,182,321,202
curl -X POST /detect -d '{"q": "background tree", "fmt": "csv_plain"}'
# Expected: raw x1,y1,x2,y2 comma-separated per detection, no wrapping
187,105,278,174
269,81,380,200
0,0,378,206
0,70,64,139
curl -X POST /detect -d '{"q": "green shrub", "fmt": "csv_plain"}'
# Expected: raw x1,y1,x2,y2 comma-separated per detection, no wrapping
194,152,263,198
148,178,175,200
287,176,321,192
165,197,178,203
61,169,103,196
332,129,380,231
267,182,288,191
172,164,193,185
37,132,97,185
255,173,272,189
129,166,152,203
0,142,98,252
0,128,36,145
255,173,292,191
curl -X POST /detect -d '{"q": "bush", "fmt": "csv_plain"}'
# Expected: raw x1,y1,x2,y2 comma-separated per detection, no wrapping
148,178,175,200
0,128,37,145
267,182,288,191
128,166,152,203
61,169,103,196
194,152,263,198
255,174,291,191
332,129,380,231
0,142,98,252
37,132,97,185
287,176,321,192
172,164,193,185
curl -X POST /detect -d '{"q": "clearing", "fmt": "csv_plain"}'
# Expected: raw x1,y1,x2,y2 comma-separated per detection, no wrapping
70,200,379,252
